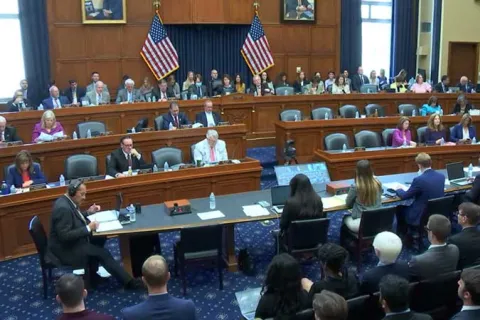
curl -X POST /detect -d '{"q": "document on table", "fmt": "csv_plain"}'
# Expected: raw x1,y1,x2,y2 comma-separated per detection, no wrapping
322,196,346,209
88,210,118,223
243,205,270,217
383,182,409,191
96,220,123,232
197,210,225,220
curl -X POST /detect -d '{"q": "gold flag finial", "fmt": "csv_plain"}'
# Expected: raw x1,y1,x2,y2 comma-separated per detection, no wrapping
153,0,161,10
253,1,260,13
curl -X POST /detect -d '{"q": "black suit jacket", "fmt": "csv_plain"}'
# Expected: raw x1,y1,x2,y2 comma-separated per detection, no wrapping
451,309,480,320
433,82,449,93
160,112,190,130
453,103,473,114
188,84,207,98
409,244,459,280
360,261,409,294
7,99,32,112
351,74,370,92
293,80,311,93
195,111,222,127
449,227,480,269
382,311,432,320
152,87,175,100
464,175,480,205
107,148,146,177
458,83,476,93
2,126,21,142
249,83,271,96
63,87,86,105
208,79,223,97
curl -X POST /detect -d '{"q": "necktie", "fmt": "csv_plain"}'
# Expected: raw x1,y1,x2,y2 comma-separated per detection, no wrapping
73,90,77,103
175,116,179,128
53,99,58,108
128,154,132,167
1,131,4,141
56,99,60,108
361,76,364,85
97,95,101,104
198,87,202,97
210,147,215,162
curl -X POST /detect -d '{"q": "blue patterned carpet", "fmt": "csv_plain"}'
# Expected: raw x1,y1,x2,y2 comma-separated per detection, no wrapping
0,147,454,320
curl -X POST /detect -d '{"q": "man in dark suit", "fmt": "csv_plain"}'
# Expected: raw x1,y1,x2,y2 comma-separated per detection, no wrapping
122,255,197,320
56,274,114,320
195,100,222,127
161,101,190,130
188,73,207,99
249,75,271,96
458,76,476,93
409,214,459,280
450,202,480,269
360,232,409,294
379,275,432,320
464,175,480,205
208,69,222,97
63,80,86,106
395,153,445,235
7,89,32,112
351,66,370,92
107,135,146,178
0,116,21,142
48,181,141,290
433,75,450,93
101,0,123,20
42,85,70,109
453,269,480,320
152,79,175,101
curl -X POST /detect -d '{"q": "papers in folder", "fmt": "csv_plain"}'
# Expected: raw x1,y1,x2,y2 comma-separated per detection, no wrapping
322,196,346,210
243,205,270,217
383,182,409,191
89,211,123,232
96,220,123,232
197,210,225,220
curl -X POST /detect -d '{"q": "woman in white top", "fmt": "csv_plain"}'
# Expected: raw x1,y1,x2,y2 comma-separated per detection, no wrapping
182,71,195,91
331,75,350,94
369,70,379,86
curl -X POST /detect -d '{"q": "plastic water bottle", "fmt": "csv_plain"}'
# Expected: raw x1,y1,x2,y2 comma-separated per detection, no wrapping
127,166,132,176
131,127,136,133
473,137,477,144
355,111,360,119
440,137,445,146
164,161,169,171
403,138,407,147
439,108,443,116
324,112,329,120
127,204,136,222
72,131,78,140
152,95,157,102
168,122,174,130
38,104,44,110
412,109,416,117
10,185,16,194
86,129,92,138
59,174,65,186
400,110,404,116
1,181,8,195
209,192,216,209
294,114,299,121
342,144,347,152
468,163,474,178
284,89,287,96
153,164,159,172
147,96,152,102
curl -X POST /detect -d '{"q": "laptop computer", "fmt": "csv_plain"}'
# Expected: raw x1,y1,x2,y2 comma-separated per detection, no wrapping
270,185,291,213
446,162,471,186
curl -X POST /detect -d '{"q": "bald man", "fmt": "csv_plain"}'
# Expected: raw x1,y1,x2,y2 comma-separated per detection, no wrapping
122,255,197,320
85,81,111,106
458,76,476,94
41,86,70,109
249,75,270,96
0,116,21,142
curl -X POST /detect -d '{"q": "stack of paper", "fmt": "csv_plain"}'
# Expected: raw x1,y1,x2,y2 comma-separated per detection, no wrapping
88,210,118,223
322,196,345,209
73,266,111,278
197,210,225,220
243,205,270,217
383,182,409,191
96,220,123,232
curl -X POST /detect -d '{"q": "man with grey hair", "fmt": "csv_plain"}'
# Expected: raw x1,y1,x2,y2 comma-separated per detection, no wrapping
86,81,111,106
458,76,476,93
193,129,228,164
249,75,268,96
116,79,144,104
19,79,28,100
360,231,408,294
194,99,222,127
122,255,196,320
0,116,21,142
41,86,70,109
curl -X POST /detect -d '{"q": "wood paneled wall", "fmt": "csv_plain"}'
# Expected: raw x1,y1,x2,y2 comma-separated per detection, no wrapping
47,0,341,97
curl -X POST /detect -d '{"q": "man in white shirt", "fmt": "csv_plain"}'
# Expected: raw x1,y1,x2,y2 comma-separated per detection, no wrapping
194,129,228,164
116,79,144,104
86,81,111,106
195,100,222,127
453,269,480,319
41,86,70,110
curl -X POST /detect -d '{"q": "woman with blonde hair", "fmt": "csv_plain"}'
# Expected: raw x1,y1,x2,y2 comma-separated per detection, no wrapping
31,110,65,143
139,77,153,100
451,113,476,143
182,71,195,91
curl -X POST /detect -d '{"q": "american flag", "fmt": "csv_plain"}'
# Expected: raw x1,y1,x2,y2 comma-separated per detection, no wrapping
140,12,179,80
241,14,274,75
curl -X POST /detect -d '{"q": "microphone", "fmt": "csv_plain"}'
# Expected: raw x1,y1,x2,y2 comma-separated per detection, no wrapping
342,89,346,94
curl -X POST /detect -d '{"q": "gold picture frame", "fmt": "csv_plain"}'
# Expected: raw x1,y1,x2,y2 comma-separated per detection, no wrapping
81,0,127,24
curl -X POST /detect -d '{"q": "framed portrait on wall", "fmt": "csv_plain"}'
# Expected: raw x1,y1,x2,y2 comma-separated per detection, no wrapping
281,0,316,23
82,0,127,24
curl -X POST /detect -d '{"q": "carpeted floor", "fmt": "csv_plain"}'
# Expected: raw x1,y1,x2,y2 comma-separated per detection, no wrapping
0,147,456,320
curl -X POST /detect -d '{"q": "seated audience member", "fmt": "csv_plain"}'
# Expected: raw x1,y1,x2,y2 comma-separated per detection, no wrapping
116,79,143,103
56,274,114,320
107,135,146,178
409,214,459,280
275,72,290,88
369,70,379,86
86,72,110,94
280,174,324,233
449,202,480,269
7,90,31,112
161,101,190,130
302,243,359,300
234,73,246,94
344,160,382,233
433,75,450,93
249,75,267,96
117,74,130,92
392,116,417,148
395,153,445,235
122,255,196,320
0,116,21,142
458,76,476,94
193,129,228,163
313,291,348,320
451,113,476,143
453,94,473,115
32,110,65,143
343,70,352,86
188,74,207,99
360,232,408,294
331,75,350,94
208,69,223,96
63,80,86,106
425,114,448,145
7,150,46,188
195,100,222,127
453,269,480,320
351,66,370,92
167,74,181,99
85,81,110,106
220,74,236,95
420,96,442,116
308,76,325,94
325,71,336,90
293,71,311,93
379,275,432,320
153,79,175,101
41,86,70,109
390,76,408,93
261,72,275,93
19,79,29,100
255,253,310,319
378,68,389,89
464,173,480,205
182,71,195,91
410,74,432,93
139,77,154,100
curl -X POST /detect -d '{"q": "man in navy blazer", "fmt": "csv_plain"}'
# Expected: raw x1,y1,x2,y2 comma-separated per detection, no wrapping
122,255,197,320
195,100,222,127
395,153,445,235
42,86,70,109
161,101,190,130
452,269,480,320
63,80,86,106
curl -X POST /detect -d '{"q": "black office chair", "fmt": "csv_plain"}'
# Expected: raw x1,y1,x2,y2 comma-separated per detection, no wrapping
382,128,395,147
292,309,315,320
324,133,349,151
275,87,294,96
347,295,379,320
283,218,330,257
76,121,106,138
280,109,302,121
339,105,358,118
154,115,164,131
4,162,42,180
173,225,224,296
398,104,417,116
64,154,98,180
364,104,385,117
341,206,396,268
151,147,183,168
417,126,428,144
354,130,382,148
311,107,333,120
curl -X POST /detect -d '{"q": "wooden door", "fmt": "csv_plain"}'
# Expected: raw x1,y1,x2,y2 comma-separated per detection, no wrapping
448,42,479,84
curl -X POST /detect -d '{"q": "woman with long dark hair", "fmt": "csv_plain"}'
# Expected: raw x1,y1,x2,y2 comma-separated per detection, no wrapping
7,150,46,188
255,253,310,319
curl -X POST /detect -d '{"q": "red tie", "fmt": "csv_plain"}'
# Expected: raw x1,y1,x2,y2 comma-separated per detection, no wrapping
128,154,132,167
210,147,215,162
175,116,179,128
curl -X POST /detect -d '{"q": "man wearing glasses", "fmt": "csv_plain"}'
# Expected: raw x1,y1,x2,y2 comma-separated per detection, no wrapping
107,135,145,178
449,202,480,269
